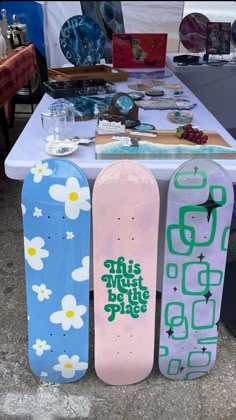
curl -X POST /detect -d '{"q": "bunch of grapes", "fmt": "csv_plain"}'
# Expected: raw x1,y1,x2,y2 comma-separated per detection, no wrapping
176,124,208,145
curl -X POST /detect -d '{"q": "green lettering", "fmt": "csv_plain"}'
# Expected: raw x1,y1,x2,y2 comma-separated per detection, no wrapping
104,304,120,322
140,305,147,313
134,263,141,275
117,293,124,302
107,289,117,302
142,290,150,300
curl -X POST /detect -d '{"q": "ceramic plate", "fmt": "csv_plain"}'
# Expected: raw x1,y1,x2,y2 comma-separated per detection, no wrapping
45,141,78,157
59,15,105,66
128,92,145,100
127,83,151,91
163,83,182,90
167,111,193,124
179,12,210,53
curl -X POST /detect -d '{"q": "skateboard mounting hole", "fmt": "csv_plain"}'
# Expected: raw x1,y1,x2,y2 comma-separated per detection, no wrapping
50,334,53,336
132,217,134,220
131,238,134,240
62,237,65,240
118,217,120,220
118,238,120,240
48,236,51,239
63,350,66,353
130,335,133,337
117,335,120,337
117,352,120,354
63,334,66,336
62,216,65,219
130,352,132,354
47,216,50,219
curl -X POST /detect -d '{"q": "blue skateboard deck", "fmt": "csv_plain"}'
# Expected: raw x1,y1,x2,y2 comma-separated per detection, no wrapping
21,158,91,383
159,159,234,380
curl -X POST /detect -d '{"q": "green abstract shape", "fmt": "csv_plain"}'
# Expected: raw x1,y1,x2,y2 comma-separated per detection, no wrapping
174,171,207,189
166,263,178,279
199,269,223,287
165,302,185,326
171,316,189,340
209,185,227,205
187,351,211,368
192,299,216,330
167,358,182,375
182,261,210,295
184,371,208,380
159,346,169,357
197,336,218,345
221,226,230,251
179,206,217,247
166,224,194,255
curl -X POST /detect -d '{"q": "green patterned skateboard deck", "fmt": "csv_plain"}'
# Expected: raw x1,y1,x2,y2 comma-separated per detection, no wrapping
159,159,234,380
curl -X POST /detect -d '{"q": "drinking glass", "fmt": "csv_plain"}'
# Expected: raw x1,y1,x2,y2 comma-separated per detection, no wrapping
49,99,75,138
41,109,67,142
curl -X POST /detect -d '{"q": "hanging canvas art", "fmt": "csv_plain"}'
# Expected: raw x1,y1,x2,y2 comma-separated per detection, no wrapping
206,22,231,55
80,1,125,63
112,33,168,68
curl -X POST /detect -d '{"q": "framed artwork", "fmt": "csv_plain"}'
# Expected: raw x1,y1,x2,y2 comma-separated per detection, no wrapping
112,33,168,68
206,22,231,55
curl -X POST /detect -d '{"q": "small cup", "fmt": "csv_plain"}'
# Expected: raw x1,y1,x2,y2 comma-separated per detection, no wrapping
41,109,67,142
49,99,75,138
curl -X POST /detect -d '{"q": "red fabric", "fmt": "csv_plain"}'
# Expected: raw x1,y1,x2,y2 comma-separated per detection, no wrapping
0,44,38,107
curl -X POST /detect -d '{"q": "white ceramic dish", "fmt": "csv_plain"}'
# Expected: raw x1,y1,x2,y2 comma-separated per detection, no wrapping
45,141,78,156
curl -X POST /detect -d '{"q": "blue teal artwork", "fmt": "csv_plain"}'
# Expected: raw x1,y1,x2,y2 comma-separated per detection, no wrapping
21,158,91,383
115,95,134,115
96,141,236,159
59,15,105,66
67,95,113,120
81,1,124,63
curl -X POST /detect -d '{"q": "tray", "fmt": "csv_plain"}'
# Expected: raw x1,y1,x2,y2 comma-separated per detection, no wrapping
95,130,236,160
48,65,128,82
43,79,116,98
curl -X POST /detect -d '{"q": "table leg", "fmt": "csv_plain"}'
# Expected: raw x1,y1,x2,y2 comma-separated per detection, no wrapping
0,106,11,152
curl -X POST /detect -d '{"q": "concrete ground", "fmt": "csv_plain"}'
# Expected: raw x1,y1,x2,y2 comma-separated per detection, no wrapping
1,108,236,420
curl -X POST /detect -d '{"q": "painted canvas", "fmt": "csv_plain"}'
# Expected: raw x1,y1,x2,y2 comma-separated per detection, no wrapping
81,1,125,63
206,22,231,55
112,33,168,68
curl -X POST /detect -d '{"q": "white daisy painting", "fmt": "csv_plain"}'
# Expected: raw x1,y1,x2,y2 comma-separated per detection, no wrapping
33,207,42,217
32,283,52,301
30,161,53,183
71,256,89,282
53,354,88,379
50,294,87,331
32,339,51,356
49,177,90,220
24,236,49,270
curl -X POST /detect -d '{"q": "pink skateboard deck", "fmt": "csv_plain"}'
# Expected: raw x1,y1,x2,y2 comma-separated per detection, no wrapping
159,158,234,380
93,160,160,385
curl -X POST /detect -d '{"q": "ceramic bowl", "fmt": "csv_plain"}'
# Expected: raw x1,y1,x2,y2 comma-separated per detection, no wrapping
167,111,193,124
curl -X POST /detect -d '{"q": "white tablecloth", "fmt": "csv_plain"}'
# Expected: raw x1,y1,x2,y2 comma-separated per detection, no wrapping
4,72,236,182
5,72,236,291
166,53,236,131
